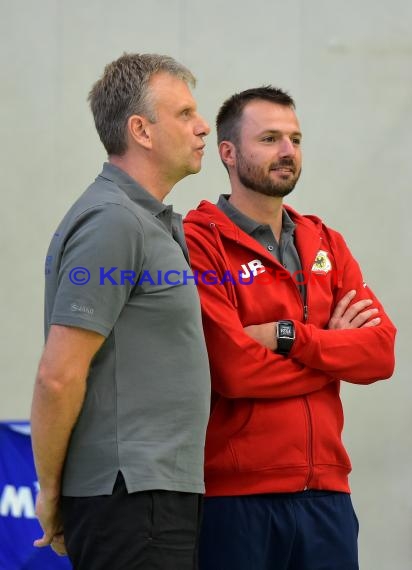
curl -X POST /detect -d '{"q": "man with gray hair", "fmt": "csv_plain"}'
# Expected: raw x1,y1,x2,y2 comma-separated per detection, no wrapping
31,53,211,569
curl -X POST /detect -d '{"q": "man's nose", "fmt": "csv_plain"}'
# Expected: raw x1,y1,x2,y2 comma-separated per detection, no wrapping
195,115,210,137
279,137,296,157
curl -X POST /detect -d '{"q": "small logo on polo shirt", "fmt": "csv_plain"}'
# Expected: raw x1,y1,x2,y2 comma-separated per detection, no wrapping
70,303,94,315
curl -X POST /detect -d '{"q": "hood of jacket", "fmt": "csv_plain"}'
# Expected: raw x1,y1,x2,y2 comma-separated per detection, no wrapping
185,199,323,237
184,199,344,290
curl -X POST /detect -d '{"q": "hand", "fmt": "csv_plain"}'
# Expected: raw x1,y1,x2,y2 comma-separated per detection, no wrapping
33,490,67,556
328,289,381,330
244,322,277,350
51,533,67,556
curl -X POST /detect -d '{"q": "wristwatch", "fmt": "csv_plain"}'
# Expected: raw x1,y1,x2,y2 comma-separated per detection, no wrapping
275,320,295,355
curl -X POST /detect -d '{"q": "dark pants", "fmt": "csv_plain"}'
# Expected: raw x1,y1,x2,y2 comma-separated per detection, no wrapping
199,490,359,570
61,473,202,570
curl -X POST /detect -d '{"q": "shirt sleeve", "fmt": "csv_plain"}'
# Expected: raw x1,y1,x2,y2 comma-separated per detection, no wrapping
49,203,144,337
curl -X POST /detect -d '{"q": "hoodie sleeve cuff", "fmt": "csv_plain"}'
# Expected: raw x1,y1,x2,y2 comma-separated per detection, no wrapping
289,320,317,362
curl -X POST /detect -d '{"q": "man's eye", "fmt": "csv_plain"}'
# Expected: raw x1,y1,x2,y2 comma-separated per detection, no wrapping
292,138,301,145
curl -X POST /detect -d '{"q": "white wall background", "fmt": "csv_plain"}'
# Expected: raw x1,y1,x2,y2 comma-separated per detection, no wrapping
1,1,411,568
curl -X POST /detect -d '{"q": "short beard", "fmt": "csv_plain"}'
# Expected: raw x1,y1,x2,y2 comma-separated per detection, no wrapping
236,150,301,198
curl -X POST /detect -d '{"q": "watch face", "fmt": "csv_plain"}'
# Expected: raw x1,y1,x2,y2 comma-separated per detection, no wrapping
279,323,293,337
277,320,295,355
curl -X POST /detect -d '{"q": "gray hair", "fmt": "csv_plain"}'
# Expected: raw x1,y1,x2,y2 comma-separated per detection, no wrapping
88,53,196,155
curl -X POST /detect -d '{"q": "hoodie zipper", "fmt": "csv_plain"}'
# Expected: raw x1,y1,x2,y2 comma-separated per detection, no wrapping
300,255,314,490
282,255,313,489
300,291,313,489
303,399,314,490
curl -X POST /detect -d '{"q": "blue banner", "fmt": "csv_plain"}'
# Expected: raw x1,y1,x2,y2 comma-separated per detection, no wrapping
0,421,72,569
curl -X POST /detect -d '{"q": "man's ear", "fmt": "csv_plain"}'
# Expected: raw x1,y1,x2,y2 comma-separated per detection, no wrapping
219,141,237,168
128,115,152,149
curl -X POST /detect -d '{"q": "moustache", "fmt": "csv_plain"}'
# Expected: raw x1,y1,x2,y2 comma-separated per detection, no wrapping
270,159,296,172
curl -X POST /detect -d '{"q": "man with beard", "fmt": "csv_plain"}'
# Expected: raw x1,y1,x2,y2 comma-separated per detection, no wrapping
184,86,396,570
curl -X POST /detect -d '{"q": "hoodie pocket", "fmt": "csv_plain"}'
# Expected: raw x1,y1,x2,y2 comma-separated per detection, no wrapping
228,398,308,472
308,385,352,469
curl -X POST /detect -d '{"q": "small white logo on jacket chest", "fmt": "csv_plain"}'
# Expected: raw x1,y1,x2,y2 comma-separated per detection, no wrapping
240,259,266,279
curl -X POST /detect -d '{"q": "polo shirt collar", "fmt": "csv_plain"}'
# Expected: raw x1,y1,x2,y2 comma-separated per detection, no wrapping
217,194,296,236
98,162,170,218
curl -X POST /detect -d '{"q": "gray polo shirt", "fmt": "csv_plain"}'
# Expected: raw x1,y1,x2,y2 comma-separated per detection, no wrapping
44,163,210,496
217,194,305,299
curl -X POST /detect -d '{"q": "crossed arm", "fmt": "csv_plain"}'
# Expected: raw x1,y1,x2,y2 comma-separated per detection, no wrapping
245,289,381,350
185,226,396,396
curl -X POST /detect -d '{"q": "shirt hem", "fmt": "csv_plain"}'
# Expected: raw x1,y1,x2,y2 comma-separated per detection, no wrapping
62,479,205,497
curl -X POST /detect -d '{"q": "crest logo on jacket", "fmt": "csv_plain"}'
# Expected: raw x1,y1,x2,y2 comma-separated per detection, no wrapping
240,259,266,279
311,250,332,274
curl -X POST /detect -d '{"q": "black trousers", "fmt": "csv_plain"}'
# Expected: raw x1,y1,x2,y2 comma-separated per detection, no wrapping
61,473,203,570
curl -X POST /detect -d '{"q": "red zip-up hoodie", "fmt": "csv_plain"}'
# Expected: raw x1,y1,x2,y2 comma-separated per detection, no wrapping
184,200,396,496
